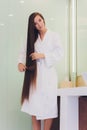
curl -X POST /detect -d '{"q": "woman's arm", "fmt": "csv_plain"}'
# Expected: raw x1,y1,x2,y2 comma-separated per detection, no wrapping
30,52,45,60
18,43,27,72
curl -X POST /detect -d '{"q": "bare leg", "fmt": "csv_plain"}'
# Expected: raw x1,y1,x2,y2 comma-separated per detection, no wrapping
44,118,53,130
32,116,41,130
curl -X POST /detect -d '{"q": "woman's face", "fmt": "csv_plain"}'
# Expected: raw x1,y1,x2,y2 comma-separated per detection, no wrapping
34,15,45,32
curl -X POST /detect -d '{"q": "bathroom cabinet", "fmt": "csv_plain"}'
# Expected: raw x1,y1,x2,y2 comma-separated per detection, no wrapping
57,87,87,130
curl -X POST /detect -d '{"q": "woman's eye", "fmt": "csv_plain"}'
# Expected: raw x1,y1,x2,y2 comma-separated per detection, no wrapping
34,23,37,26
39,19,42,22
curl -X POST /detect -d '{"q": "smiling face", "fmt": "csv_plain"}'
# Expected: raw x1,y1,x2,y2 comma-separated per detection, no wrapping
34,15,46,32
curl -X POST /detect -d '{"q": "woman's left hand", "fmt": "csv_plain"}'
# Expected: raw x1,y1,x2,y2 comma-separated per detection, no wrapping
30,52,45,60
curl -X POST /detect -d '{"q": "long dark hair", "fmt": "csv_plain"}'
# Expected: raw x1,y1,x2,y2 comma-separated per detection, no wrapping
21,12,45,104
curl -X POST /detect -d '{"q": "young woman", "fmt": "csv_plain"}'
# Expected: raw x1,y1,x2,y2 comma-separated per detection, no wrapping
18,12,63,130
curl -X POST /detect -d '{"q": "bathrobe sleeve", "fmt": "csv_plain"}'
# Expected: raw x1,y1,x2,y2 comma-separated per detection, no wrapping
18,43,26,64
44,34,64,67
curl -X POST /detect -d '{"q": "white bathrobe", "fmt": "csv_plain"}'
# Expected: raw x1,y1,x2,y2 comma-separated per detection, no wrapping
18,30,63,120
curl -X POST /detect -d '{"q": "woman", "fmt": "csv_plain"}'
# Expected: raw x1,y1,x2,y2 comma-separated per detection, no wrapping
18,12,63,130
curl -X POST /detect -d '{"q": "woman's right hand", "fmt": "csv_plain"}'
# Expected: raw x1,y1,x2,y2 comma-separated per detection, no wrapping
18,63,26,72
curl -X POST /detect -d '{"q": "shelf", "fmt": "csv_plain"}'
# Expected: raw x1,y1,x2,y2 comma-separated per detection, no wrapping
57,86,87,96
